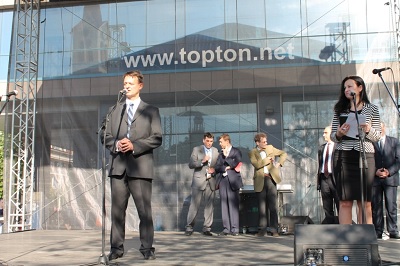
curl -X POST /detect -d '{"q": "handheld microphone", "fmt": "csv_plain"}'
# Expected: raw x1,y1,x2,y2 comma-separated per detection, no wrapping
372,67,391,74
350,91,356,96
119,89,127,95
5,90,18,97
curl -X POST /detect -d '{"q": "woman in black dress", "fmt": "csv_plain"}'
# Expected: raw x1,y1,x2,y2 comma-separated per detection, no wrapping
330,76,381,224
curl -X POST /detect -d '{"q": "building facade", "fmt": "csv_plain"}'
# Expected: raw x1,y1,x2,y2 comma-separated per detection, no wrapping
0,0,399,231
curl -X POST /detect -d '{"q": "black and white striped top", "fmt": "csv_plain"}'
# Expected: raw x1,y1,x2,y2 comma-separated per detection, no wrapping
330,103,381,153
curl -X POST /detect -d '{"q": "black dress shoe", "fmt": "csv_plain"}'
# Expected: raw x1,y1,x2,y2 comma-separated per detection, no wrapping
203,231,213,236
143,250,156,260
185,230,193,236
271,232,280,237
389,233,400,239
231,232,239,236
255,230,266,237
107,251,123,261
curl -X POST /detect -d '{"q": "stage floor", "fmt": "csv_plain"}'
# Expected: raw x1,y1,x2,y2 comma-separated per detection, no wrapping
0,229,399,266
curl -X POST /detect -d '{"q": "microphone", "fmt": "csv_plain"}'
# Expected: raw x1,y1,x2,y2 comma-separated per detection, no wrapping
119,89,127,95
350,91,356,96
5,90,18,97
372,67,391,74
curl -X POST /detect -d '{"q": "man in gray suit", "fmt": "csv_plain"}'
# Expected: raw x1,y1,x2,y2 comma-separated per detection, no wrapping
185,132,219,236
102,70,162,261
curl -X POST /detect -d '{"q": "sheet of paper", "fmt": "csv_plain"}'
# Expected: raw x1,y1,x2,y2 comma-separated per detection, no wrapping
344,113,366,138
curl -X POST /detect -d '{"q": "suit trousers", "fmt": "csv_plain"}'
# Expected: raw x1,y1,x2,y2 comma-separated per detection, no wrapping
219,176,240,233
320,173,339,224
257,176,278,232
372,180,399,235
110,175,154,255
186,182,215,231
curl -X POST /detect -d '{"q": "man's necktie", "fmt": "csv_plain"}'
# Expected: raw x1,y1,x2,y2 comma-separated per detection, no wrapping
205,148,211,166
127,103,134,137
323,143,330,177
378,138,383,152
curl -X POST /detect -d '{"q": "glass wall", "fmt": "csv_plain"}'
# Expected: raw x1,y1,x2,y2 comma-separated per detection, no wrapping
27,0,396,80
1,0,398,231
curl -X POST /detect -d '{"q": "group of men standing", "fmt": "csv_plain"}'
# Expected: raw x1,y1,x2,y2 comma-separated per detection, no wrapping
186,124,400,240
318,123,400,239
185,132,287,237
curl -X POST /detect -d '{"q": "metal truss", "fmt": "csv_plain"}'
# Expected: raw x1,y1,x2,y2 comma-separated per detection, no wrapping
395,0,400,63
319,22,350,63
6,0,40,232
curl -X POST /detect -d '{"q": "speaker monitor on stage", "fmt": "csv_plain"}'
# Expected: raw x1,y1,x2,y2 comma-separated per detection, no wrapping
294,224,380,266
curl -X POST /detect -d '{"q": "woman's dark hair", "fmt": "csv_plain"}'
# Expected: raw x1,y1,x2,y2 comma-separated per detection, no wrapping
334,75,370,115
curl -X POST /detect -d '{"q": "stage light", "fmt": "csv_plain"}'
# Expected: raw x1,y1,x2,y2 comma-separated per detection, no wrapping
319,45,335,60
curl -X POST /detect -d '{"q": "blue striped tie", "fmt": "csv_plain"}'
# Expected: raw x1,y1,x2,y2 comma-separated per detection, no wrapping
127,103,134,137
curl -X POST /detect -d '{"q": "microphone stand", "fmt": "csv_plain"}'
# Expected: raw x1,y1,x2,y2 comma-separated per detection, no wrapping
96,115,109,265
96,94,122,265
377,72,400,115
352,95,367,224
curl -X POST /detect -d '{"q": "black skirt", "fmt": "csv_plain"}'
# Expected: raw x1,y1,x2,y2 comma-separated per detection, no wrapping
333,149,375,201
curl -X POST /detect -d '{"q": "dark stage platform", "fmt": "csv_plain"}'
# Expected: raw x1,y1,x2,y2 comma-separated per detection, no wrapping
0,229,399,265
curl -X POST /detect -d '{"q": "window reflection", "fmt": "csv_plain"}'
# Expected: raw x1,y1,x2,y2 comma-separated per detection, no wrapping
13,0,391,78
158,103,257,165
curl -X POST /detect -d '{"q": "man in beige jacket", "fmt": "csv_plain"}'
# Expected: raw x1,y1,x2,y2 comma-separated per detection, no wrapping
248,132,287,237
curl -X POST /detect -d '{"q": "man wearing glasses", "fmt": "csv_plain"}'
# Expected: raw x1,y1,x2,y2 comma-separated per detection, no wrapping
248,132,287,237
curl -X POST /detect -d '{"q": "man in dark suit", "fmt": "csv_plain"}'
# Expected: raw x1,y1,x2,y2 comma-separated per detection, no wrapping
372,122,400,239
215,133,243,236
185,132,219,236
317,126,339,224
248,132,287,237
102,70,162,261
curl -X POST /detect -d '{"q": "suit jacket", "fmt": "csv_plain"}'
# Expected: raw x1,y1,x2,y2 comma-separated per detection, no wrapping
102,99,162,178
248,145,287,192
317,142,336,190
373,135,400,187
188,145,219,191
215,146,243,191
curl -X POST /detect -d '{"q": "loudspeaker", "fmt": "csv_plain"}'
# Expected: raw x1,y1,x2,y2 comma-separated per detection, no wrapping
279,216,313,234
239,192,259,233
294,224,380,266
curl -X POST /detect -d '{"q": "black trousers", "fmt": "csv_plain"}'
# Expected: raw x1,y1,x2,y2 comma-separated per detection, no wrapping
257,176,278,232
320,173,339,224
110,175,154,255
